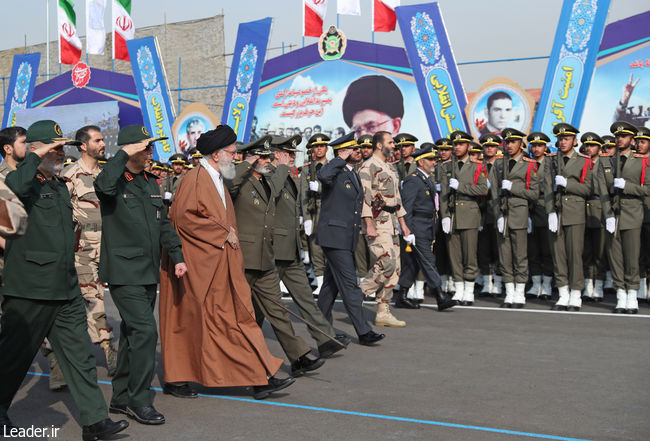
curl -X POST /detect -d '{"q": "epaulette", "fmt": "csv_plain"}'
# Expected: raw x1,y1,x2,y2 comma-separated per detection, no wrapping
600,153,612,157
578,153,590,159
547,153,557,157
470,158,482,164
522,157,535,162
442,159,451,164
634,154,648,158
303,161,312,167
411,173,418,177
124,171,134,182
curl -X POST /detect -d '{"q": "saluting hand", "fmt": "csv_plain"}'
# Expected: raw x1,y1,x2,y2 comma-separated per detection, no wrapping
338,148,352,160
245,154,260,165
175,262,188,278
32,141,65,158
122,141,151,157
275,150,290,165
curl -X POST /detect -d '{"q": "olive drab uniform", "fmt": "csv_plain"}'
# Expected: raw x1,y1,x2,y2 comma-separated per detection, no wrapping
527,155,554,299
300,158,328,285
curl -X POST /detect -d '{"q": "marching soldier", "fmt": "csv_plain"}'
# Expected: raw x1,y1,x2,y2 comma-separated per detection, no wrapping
601,134,617,294
598,121,649,314
545,123,593,311
433,138,454,295
526,132,554,300
359,131,412,326
491,128,540,308
580,133,608,301
354,134,374,278
396,145,455,311
395,133,418,181
300,134,330,294
439,130,489,305
635,126,650,302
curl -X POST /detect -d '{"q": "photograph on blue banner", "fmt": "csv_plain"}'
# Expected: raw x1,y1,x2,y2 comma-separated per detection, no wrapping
171,102,220,154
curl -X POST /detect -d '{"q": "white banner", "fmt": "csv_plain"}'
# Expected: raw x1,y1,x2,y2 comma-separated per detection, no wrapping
337,0,360,16
86,0,106,55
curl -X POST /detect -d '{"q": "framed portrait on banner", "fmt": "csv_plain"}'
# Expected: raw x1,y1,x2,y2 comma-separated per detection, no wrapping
172,102,220,154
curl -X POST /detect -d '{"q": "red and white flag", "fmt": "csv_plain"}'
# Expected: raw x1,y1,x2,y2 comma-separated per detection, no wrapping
112,0,134,61
58,0,82,65
303,0,328,37
373,0,399,32
337,0,360,16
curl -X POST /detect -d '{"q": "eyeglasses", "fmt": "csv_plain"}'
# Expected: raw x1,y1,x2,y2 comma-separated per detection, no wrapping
351,119,392,137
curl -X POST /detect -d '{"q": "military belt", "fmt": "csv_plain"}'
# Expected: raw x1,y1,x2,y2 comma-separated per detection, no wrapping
81,223,101,232
456,195,477,202
382,205,401,213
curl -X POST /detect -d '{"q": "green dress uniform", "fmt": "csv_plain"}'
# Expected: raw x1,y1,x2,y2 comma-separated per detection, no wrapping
95,147,184,409
0,151,108,426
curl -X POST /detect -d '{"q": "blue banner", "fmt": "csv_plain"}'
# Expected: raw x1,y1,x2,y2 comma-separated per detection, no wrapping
395,2,468,139
2,53,41,129
222,17,272,143
127,36,176,162
533,0,611,140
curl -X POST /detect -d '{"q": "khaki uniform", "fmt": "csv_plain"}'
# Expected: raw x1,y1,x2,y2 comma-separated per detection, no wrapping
478,159,500,291
359,155,406,302
62,159,113,344
300,160,328,276
583,156,607,284
528,157,553,278
0,160,15,281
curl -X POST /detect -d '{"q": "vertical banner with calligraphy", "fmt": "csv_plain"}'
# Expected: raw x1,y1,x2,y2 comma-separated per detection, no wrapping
222,17,272,143
126,36,176,162
395,2,468,139
532,0,610,141
2,53,41,129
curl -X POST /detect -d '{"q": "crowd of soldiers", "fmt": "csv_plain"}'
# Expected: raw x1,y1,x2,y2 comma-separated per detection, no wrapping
0,117,649,440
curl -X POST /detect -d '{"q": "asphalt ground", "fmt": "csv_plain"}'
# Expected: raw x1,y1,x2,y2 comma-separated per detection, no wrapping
6,290,650,441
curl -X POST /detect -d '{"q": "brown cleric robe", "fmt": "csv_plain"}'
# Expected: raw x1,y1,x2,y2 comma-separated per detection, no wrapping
159,164,283,386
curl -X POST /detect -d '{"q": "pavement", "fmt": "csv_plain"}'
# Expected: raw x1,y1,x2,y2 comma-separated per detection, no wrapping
6,291,650,441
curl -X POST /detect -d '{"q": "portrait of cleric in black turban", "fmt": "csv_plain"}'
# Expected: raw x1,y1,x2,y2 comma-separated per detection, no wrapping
342,75,404,137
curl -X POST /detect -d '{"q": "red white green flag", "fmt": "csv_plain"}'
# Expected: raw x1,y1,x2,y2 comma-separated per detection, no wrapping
58,0,82,65
112,0,134,61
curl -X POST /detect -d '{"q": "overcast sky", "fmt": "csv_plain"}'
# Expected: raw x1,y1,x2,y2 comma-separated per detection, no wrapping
3,0,648,91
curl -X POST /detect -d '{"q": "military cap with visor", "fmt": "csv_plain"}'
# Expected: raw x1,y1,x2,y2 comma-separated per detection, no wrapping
634,126,650,141
357,134,373,147
435,137,453,150
394,133,418,147
239,135,274,156
187,147,203,159
328,132,358,150
601,135,615,148
26,120,81,145
306,134,330,149
271,135,303,152
580,132,604,146
411,144,438,161
527,132,551,144
610,121,636,136
479,133,502,147
501,127,526,142
117,124,168,146
469,141,483,153
449,130,473,144
552,123,579,137
169,153,188,164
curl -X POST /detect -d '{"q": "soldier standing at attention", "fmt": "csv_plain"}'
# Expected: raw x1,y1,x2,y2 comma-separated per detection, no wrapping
162,153,187,207
491,128,540,308
545,123,593,311
359,131,412,327
434,138,454,296
634,126,650,302
95,125,187,426
395,133,418,181
439,131,489,305
300,134,330,295
354,134,374,279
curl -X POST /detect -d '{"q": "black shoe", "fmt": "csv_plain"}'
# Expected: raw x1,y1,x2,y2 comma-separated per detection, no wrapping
567,306,580,312
108,402,129,416
82,418,129,441
291,355,325,377
318,336,349,358
428,286,455,311
459,301,473,306
393,288,420,309
358,331,385,346
625,308,638,314
0,415,17,432
551,305,568,311
539,295,551,301
500,302,512,308
336,333,352,346
512,303,525,309
126,406,165,425
253,375,295,400
163,382,198,399
612,307,625,314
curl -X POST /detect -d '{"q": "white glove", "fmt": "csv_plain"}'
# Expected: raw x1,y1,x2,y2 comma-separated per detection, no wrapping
299,216,303,224
497,217,505,233
501,180,512,191
548,212,558,233
486,179,491,190
302,252,310,264
164,191,172,200
605,217,616,234
555,175,567,188
449,178,459,190
309,181,319,192
442,217,451,234
436,183,441,192
478,225,484,232
404,234,416,246
304,219,313,236
527,217,532,234
614,178,626,190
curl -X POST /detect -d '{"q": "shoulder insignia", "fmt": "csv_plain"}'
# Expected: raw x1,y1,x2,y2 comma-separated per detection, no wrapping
634,154,647,158
578,153,590,159
36,173,46,183
523,157,534,162
600,153,612,157
547,153,557,157
124,171,134,182
442,159,451,164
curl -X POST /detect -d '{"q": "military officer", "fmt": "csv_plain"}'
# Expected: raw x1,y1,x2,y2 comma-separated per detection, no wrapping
354,134,374,278
162,153,186,206
396,145,455,311
545,123,593,311
598,121,649,313
316,133,385,345
227,135,324,376
358,133,374,161
300,134,330,294
580,133,608,301
64,155,78,166
433,138,454,295
602,136,617,156
634,126,650,302
526,132,554,300
491,128,540,308
395,133,418,181
62,125,118,376
359,131,412,327
95,124,187,425
270,135,349,359
0,120,128,439
187,147,202,166
439,130,489,305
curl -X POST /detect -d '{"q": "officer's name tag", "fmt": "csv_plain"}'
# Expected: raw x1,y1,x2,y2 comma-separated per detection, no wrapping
40,193,54,199
604,167,611,173
123,194,136,199
150,194,162,199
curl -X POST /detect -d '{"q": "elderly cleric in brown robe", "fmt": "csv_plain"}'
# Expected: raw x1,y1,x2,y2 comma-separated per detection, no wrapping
159,125,295,400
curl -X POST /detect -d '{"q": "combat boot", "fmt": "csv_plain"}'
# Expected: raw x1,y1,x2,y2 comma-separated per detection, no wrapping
101,340,118,377
47,352,67,391
394,287,419,309
427,285,455,311
375,302,406,327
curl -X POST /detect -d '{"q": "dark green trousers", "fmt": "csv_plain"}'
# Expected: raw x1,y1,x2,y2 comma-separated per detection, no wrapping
606,228,641,290
0,295,107,425
550,224,585,290
497,228,529,284
109,284,157,407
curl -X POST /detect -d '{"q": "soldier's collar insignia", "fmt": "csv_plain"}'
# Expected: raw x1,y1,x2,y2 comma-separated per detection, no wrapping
124,171,134,182
36,173,46,183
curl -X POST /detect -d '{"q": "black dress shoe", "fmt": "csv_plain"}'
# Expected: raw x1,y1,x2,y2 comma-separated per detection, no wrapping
551,305,568,311
82,418,129,441
567,306,580,312
108,402,129,416
459,301,473,306
500,302,512,308
429,286,455,311
625,308,638,314
336,333,352,346
539,295,551,301
0,415,17,432
253,375,295,400
318,335,350,358
163,382,198,399
512,303,525,309
393,288,420,309
612,307,625,314
358,331,385,346
291,355,325,377
126,406,165,425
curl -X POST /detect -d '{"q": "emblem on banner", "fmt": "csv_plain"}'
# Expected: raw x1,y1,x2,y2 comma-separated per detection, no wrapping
137,46,158,90
318,26,347,61
71,62,91,88
410,12,440,65
15,62,32,103
565,0,597,53
236,44,258,93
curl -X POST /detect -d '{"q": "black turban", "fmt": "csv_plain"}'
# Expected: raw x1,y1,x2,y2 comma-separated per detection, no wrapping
342,75,404,128
196,124,237,155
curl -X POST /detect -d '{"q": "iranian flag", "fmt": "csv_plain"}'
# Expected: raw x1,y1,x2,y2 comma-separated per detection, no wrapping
303,0,328,38
112,0,134,61
58,0,82,65
373,0,399,32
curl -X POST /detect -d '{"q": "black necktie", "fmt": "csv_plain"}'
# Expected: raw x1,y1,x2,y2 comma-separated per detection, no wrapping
457,161,464,171
563,156,570,166
260,176,271,199
621,155,627,168
509,159,516,172
487,163,493,172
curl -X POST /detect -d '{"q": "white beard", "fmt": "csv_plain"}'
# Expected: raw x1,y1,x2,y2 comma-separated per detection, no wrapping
219,157,236,180
254,163,271,175
40,156,63,175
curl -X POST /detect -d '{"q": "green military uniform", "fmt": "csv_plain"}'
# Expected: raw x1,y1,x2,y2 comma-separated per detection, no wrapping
491,128,540,307
439,131,489,304
95,126,184,410
0,121,109,427
433,138,454,293
227,136,312,362
545,123,593,311
395,133,418,181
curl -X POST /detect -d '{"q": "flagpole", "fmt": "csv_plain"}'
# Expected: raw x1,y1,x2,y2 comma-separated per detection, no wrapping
46,0,50,75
